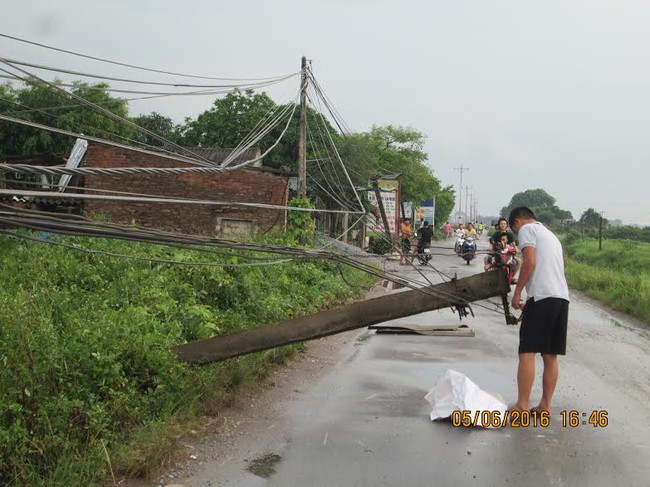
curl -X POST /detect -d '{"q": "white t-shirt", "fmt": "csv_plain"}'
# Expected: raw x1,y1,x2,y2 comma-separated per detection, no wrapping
517,221,570,302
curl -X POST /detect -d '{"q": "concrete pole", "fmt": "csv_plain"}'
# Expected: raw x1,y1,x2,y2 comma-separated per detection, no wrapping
297,56,308,197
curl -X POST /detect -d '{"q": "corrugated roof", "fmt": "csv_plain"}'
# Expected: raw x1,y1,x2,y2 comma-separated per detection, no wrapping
188,147,262,166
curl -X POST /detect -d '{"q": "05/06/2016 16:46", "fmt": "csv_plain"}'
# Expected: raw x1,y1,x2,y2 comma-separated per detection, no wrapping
450,409,609,428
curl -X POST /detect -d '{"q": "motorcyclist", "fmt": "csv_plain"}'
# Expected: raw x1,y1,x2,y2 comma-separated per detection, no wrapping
415,221,433,264
464,222,478,238
485,232,517,278
484,218,521,280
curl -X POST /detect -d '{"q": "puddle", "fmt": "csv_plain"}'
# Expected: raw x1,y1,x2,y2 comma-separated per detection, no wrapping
246,452,282,478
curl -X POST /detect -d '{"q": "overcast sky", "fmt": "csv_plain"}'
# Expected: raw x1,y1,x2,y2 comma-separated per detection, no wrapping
2,0,649,224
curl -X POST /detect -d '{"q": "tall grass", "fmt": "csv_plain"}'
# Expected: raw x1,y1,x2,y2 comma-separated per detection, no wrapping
0,233,375,485
563,236,650,323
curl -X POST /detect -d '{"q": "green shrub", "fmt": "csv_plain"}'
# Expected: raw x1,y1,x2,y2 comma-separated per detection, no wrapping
0,233,374,485
367,235,393,255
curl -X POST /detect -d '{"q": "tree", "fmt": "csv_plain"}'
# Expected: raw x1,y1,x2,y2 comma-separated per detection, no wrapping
0,80,132,157
501,188,556,217
174,90,342,174
174,89,277,148
339,125,441,204
434,185,456,228
580,208,606,228
131,112,177,148
501,188,572,225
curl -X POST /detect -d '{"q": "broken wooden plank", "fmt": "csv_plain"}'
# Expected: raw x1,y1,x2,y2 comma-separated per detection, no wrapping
173,269,508,364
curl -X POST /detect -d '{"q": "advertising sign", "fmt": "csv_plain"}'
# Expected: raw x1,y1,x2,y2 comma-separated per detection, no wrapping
367,179,400,234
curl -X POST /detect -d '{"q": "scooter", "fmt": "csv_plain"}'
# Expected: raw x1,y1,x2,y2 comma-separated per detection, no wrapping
454,231,465,255
415,241,433,265
460,236,477,265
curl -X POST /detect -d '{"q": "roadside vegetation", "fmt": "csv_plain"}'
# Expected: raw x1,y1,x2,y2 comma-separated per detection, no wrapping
562,234,650,323
0,232,375,485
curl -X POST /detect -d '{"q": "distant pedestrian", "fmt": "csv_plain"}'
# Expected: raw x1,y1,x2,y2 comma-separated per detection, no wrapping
444,221,452,239
400,218,412,265
508,207,570,416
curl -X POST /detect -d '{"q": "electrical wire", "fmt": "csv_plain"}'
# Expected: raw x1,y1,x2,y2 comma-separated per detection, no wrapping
0,56,299,89
0,32,298,82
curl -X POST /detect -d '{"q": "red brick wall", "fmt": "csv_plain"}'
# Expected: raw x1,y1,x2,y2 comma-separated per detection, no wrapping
83,143,288,235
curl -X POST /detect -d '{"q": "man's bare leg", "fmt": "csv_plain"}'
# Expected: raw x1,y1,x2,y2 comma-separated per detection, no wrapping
536,354,558,413
511,353,535,410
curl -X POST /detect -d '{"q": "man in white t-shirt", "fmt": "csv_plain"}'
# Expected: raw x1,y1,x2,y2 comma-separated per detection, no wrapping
508,207,570,416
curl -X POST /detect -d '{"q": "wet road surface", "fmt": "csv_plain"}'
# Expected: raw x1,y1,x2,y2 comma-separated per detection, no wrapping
183,239,650,487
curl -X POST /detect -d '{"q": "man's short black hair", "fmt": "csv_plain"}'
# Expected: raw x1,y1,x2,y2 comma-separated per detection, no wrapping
423,221,429,227
508,207,536,228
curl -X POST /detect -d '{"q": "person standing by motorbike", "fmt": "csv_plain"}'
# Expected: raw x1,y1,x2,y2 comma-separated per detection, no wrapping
400,218,413,265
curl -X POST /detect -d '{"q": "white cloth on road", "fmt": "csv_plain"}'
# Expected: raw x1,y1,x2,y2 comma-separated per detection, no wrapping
425,369,507,428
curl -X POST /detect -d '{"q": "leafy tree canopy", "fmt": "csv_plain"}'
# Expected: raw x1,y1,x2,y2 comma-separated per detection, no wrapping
0,81,132,157
174,89,276,148
580,208,607,227
131,111,177,148
173,89,341,172
340,125,440,202
501,188,573,225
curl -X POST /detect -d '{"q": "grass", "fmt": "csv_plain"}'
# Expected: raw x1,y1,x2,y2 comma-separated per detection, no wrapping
563,236,650,323
0,232,376,485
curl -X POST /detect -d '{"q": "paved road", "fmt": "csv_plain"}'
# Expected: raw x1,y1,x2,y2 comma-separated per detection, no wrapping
185,238,650,487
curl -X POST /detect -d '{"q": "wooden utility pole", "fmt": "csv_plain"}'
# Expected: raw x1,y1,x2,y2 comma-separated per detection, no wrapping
173,269,509,364
598,212,603,251
372,179,392,240
297,56,308,197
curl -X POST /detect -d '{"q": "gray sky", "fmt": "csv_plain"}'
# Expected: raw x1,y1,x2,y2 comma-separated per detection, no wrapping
2,0,649,224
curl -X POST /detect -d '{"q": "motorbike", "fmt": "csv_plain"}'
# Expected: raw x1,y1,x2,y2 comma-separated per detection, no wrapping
454,231,465,255
460,235,477,265
415,241,433,265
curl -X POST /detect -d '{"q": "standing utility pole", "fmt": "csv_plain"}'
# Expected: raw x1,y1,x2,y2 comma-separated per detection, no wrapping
464,186,472,222
454,165,469,223
297,56,308,198
598,212,604,251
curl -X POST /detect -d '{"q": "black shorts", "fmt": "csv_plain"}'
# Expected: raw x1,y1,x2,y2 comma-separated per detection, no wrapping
401,238,411,252
519,297,569,355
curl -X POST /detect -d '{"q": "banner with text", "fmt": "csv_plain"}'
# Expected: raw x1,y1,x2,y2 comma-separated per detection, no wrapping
367,179,400,234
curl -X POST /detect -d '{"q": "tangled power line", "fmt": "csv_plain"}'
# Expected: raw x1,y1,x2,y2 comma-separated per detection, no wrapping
0,34,508,319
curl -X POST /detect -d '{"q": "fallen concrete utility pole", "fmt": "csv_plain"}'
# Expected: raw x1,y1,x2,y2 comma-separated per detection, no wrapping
173,269,508,364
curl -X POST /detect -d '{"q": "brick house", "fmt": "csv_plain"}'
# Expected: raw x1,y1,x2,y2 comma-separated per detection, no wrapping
83,142,291,236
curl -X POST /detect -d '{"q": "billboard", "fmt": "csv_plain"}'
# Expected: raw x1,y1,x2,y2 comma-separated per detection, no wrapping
367,179,400,234
415,198,436,228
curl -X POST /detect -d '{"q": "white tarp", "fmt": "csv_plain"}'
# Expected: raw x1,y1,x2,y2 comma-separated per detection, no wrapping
425,369,507,428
